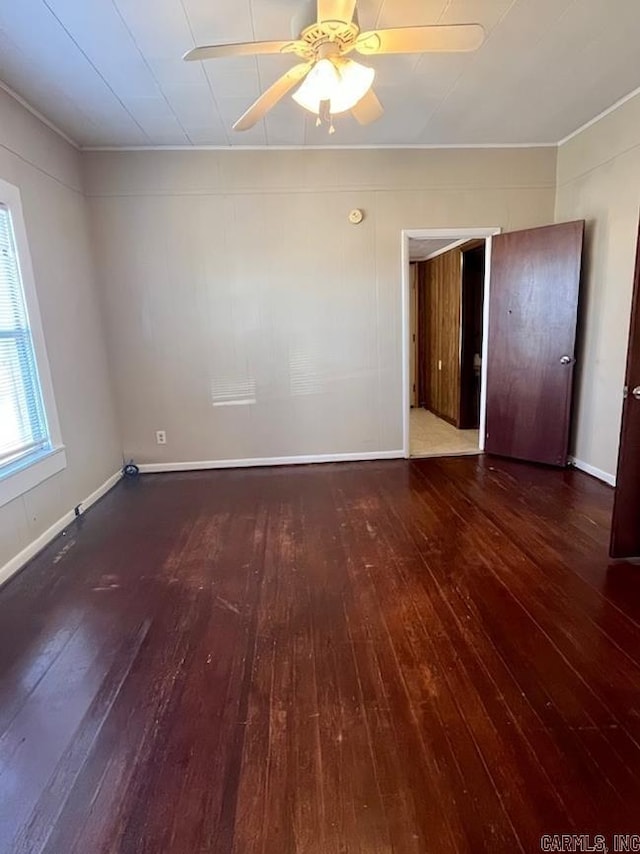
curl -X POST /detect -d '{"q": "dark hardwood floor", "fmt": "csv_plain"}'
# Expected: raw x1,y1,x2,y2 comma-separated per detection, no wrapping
1,456,640,853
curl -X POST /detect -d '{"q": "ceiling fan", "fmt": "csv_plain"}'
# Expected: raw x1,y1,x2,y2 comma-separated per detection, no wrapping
183,0,484,133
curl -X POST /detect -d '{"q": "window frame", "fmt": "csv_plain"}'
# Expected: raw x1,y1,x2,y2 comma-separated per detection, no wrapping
0,177,65,509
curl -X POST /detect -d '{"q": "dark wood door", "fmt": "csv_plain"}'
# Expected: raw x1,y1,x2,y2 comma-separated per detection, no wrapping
485,221,584,466
610,219,640,558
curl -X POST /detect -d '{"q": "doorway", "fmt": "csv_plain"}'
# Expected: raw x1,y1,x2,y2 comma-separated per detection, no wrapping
402,227,501,459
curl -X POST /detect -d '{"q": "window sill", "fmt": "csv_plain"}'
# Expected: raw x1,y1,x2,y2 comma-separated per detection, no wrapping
0,445,67,509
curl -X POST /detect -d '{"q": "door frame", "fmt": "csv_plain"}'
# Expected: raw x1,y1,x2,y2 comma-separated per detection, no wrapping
610,216,640,557
401,227,502,458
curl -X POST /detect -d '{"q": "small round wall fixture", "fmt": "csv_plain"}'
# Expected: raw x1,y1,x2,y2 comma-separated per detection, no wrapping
349,209,364,225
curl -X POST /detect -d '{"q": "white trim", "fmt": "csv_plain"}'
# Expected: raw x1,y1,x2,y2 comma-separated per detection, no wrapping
1,61,637,154
0,446,66,509
401,233,411,457
401,227,501,459
0,470,122,588
137,450,404,474
81,142,559,152
0,178,66,501
0,81,79,150
76,86,640,152
403,228,502,240
0,179,64,446
558,84,640,146
478,235,495,453
569,457,616,487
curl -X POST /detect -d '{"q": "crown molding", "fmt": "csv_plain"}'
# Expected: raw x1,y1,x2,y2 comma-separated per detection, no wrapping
3,71,640,154
0,81,79,150
558,84,640,147
80,142,558,152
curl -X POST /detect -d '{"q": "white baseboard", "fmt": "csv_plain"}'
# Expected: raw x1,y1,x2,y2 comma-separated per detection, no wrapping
138,449,405,474
0,470,123,588
569,457,616,487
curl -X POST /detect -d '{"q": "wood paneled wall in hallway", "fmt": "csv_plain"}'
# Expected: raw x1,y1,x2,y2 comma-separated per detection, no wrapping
417,243,485,429
418,248,463,425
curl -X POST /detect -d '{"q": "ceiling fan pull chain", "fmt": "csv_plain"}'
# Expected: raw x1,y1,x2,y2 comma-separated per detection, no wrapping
316,97,335,133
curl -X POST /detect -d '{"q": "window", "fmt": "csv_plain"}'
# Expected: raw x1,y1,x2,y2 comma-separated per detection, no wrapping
0,204,50,467
0,179,65,508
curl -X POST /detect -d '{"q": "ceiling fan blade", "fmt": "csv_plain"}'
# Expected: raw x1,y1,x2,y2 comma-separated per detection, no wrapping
355,24,485,55
184,40,306,61
317,0,357,23
351,89,384,125
233,63,313,131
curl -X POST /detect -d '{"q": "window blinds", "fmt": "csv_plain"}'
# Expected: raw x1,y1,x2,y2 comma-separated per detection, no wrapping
0,204,49,469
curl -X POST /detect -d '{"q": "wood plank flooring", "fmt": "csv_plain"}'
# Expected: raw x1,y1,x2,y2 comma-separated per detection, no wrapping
1,456,639,853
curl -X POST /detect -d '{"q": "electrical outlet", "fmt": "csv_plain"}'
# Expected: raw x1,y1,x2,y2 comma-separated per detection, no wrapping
156,430,167,445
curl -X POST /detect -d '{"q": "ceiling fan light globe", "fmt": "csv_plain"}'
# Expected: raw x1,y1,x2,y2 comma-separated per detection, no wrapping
292,58,375,115
333,60,376,113
292,58,340,112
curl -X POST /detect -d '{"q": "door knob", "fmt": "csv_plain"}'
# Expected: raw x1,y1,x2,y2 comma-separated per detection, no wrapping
633,386,640,400
560,355,574,365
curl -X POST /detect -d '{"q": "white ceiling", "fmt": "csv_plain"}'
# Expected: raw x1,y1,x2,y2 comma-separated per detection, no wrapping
409,238,460,261
0,0,639,148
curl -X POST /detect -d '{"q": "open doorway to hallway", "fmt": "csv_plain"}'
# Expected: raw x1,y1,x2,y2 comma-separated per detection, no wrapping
409,237,486,458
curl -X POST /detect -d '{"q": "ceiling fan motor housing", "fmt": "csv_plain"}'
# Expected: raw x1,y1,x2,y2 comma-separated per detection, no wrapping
295,20,361,60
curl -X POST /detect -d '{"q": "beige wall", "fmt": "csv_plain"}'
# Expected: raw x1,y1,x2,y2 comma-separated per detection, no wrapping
0,88,121,570
2,74,635,575
84,147,556,467
556,92,640,480
0,73,636,575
